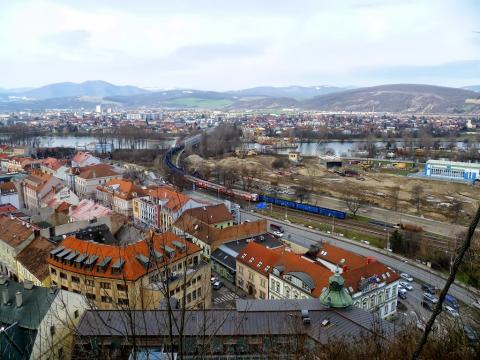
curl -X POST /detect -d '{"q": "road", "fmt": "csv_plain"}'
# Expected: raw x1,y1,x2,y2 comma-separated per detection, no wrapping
240,210,479,307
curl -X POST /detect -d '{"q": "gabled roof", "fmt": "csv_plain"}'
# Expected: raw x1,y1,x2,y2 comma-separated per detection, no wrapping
148,185,192,212
70,199,112,220
41,157,63,171
0,215,34,248
48,232,201,282
341,261,400,294
0,181,17,194
315,243,367,271
175,215,267,247
76,163,120,180
236,241,286,277
97,179,146,200
183,204,233,224
16,236,55,282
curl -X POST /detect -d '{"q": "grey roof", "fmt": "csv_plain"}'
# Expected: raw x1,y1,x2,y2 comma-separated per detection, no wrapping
286,271,316,290
76,299,394,345
0,280,56,329
223,233,283,254
211,248,236,271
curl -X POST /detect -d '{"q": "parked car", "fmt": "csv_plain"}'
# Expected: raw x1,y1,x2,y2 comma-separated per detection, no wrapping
421,300,435,311
398,288,407,300
423,293,439,304
211,276,218,284
399,281,413,291
421,284,436,295
213,280,224,290
444,294,459,310
464,325,479,344
472,300,480,310
444,305,459,318
400,273,413,282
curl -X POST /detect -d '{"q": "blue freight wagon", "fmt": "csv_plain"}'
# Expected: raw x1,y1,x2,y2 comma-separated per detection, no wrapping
259,195,346,220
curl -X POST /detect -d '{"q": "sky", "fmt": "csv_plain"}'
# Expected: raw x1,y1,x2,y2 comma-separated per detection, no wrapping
1,0,479,90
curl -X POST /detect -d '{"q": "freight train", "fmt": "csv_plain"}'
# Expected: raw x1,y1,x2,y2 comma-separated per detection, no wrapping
164,143,346,219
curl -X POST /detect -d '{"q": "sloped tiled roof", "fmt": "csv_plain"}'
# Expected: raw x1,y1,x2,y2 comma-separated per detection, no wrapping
16,236,55,282
342,261,400,294
97,179,145,200
315,243,368,271
76,163,120,180
183,204,233,224
236,241,286,277
70,199,112,220
48,232,201,281
41,157,63,171
148,185,192,212
0,215,34,248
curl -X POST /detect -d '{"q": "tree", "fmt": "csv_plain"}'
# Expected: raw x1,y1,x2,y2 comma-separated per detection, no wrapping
390,186,400,212
390,230,404,253
293,185,309,203
344,195,363,217
449,198,463,224
411,184,424,214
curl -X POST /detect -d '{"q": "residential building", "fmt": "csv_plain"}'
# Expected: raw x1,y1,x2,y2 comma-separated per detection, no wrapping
4,156,40,172
21,170,65,210
40,157,64,175
173,214,267,258
71,297,394,359
48,232,211,310
70,163,121,198
0,277,87,360
236,241,285,299
182,203,234,228
71,151,101,168
0,215,36,278
133,185,204,231
96,179,145,217
16,236,55,287
69,199,113,222
212,233,283,284
0,181,20,208
424,159,480,183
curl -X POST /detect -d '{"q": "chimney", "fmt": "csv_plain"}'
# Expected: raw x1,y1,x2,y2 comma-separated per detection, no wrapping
16,291,22,308
24,280,34,290
2,289,8,305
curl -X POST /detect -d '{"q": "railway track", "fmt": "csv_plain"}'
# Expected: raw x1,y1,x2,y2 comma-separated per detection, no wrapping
267,204,453,252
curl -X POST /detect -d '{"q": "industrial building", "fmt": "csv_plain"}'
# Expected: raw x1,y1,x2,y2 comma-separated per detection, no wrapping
424,160,480,183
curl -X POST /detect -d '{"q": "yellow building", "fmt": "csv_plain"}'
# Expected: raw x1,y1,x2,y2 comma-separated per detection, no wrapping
48,232,211,310
16,236,54,287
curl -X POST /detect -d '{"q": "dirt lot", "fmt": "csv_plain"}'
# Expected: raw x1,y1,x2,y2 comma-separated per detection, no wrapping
186,154,480,224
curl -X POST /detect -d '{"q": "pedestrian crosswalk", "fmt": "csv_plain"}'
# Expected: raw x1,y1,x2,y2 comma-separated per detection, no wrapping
213,292,239,304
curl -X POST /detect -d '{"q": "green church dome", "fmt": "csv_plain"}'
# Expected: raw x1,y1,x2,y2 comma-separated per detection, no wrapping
319,268,353,309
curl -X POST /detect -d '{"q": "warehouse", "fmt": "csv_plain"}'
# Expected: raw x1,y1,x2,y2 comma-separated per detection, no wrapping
424,160,480,183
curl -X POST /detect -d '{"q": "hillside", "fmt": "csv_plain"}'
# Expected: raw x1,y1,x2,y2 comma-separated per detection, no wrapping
301,84,480,113
229,85,347,100
18,80,148,100
462,85,480,92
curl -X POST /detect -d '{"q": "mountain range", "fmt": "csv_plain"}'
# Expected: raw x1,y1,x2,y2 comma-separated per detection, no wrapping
0,80,479,113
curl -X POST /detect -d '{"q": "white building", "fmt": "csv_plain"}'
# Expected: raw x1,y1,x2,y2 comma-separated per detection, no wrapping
424,159,480,183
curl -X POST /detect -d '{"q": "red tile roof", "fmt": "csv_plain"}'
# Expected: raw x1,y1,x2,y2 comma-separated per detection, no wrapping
183,204,233,224
42,157,63,171
236,241,286,277
76,163,120,179
16,236,55,282
342,261,400,294
315,243,368,271
148,185,191,212
48,232,201,281
97,179,146,200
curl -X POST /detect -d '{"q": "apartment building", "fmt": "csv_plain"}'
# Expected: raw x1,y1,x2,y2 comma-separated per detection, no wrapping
15,235,55,287
71,151,101,167
181,203,234,228
173,214,267,258
40,157,64,175
133,185,204,231
96,179,145,217
70,163,121,198
48,232,211,310
21,170,65,210
0,215,36,278
0,181,20,208
236,241,285,299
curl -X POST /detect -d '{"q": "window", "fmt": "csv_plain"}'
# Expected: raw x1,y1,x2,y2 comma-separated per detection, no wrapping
285,287,290,298
276,282,280,293
259,291,266,299
50,325,56,336
86,293,96,300
192,289,197,301
71,276,80,283
100,282,111,289
187,293,192,303
60,272,67,279
117,284,128,292
118,298,129,306
260,278,266,288
197,287,202,298
248,271,254,281
101,296,113,303
50,268,56,275
74,310,79,319
385,287,391,300
238,266,243,275
85,279,94,287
